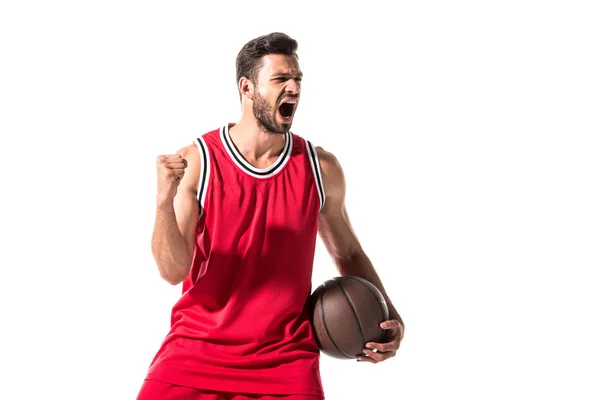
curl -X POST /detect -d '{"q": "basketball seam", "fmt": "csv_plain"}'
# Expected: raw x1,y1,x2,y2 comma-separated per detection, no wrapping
333,279,367,352
321,280,354,359
346,276,388,341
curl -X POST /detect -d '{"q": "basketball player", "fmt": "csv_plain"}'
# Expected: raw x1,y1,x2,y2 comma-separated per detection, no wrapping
137,32,404,400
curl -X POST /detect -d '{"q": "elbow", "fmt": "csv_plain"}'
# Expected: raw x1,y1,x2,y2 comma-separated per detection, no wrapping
156,254,192,285
159,267,188,285
333,248,365,270
152,247,192,285
165,278,184,286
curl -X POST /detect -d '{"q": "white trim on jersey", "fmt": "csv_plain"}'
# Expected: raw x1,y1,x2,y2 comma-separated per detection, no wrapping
305,140,325,210
220,124,292,179
194,136,211,218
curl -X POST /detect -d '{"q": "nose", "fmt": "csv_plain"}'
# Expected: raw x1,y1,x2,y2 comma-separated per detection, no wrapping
285,79,300,95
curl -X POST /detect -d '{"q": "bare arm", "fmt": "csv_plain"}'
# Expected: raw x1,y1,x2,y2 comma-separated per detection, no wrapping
316,147,404,329
151,144,200,285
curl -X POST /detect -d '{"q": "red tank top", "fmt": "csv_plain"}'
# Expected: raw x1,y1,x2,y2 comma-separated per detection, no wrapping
145,124,326,397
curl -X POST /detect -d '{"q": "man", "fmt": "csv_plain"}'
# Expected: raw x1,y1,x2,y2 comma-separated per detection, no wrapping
137,32,404,400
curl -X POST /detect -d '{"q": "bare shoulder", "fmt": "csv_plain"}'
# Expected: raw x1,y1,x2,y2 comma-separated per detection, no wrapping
315,146,346,206
315,146,344,184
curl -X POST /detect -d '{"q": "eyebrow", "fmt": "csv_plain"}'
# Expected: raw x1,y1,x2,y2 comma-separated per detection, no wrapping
272,72,303,79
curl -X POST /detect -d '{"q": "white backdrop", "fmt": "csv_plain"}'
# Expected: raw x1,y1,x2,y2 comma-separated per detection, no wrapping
1,1,599,399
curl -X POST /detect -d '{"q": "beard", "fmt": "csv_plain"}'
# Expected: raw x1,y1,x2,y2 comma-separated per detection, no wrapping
252,91,290,134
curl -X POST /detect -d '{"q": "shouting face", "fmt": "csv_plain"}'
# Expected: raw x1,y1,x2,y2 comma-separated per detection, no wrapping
250,54,302,134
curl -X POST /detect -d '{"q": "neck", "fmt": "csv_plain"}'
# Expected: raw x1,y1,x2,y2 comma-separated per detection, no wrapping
228,113,287,167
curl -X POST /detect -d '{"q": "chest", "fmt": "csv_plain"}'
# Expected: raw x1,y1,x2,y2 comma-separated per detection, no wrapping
207,166,317,233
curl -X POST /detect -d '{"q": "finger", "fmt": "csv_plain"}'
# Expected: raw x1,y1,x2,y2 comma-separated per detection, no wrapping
157,154,185,165
362,349,387,363
164,161,188,169
380,320,402,330
356,355,377,363
165,169,185,180
365,341,397,353
157,154,181,161
363,348,395,362
169,157,188,167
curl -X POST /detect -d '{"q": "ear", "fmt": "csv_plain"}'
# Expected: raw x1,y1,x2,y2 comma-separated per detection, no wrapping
239,77,255,101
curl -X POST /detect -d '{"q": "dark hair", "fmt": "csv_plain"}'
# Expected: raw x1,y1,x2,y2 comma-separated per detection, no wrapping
236,32,298,89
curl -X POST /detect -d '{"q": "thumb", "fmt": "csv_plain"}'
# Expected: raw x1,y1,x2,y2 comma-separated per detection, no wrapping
380,320,399,330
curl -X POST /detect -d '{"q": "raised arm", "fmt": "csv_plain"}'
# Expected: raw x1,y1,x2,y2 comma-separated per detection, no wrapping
316,146,404,363
151,144,200,285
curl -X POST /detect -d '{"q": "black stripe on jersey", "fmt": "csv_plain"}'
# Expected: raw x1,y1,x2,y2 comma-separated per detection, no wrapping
221,126,291,176
307,140,325,209
195,137,209,211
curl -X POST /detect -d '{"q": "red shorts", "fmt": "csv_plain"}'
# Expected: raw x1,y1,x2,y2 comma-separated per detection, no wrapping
136,379,324,400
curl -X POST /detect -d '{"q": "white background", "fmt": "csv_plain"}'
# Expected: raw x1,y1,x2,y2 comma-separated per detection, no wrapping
1,1,599,399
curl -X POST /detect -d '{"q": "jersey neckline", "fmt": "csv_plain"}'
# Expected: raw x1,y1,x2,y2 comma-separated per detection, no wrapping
220,124,293,179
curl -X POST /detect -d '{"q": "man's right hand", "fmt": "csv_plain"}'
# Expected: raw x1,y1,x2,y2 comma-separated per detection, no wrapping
156,154,188,205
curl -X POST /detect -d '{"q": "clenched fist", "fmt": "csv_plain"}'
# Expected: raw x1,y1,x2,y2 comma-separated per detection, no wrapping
156,154,188,204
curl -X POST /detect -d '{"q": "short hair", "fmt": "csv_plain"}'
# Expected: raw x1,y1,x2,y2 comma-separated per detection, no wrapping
235,32,299,87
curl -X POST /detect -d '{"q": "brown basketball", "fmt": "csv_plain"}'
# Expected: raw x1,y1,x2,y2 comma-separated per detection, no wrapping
308,276,389,359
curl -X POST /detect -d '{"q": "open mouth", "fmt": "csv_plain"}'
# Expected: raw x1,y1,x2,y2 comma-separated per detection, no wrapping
278,99,297,121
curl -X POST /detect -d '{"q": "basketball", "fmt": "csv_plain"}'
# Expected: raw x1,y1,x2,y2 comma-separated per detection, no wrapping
308,276,390,359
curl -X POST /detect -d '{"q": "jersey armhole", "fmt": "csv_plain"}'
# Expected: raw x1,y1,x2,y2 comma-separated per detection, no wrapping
194,136,211,218
305,139,325,210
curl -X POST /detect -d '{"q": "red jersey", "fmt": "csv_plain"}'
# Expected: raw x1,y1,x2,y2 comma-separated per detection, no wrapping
145,124,326,397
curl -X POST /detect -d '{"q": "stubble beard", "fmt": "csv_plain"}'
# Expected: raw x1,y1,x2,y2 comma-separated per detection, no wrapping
252,92,290,135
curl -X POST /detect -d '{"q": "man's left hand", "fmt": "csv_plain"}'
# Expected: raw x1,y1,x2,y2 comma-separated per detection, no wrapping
357,319,404,363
